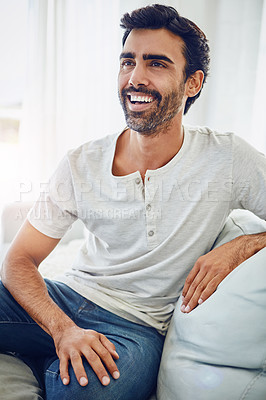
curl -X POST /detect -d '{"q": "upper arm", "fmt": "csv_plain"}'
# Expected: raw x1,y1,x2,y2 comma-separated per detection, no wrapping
232,135,266,218
4,219,61,268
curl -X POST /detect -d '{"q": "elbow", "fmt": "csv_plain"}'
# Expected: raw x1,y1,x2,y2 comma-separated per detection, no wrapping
1,249,37,289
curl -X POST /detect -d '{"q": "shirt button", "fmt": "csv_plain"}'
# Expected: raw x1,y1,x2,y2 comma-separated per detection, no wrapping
146,204,151,211
135,177,141,185
148,230,154,237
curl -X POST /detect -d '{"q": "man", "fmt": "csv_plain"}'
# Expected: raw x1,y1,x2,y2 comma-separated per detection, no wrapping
1,4,266,400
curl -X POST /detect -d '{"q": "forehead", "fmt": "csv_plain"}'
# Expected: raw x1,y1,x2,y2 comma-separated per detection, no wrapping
122,28,186,64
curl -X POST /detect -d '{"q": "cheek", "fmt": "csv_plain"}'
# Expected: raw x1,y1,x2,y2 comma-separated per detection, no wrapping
118,71,129,92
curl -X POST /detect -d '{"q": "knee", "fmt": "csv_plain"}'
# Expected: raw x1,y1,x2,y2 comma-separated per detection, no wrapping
45,359,122,400
45,360,91,400
45,354,154,400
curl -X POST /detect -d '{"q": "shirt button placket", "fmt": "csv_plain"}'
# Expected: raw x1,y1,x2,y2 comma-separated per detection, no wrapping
134,176,144,201
145,175,157,248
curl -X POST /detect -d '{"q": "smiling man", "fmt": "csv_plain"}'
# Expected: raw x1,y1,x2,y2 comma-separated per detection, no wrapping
1,4,266,400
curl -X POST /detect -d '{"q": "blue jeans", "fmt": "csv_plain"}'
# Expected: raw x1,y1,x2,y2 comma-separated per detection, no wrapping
0,280,164,400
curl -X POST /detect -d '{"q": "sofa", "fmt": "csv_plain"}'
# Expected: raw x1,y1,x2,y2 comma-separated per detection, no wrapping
0,202,266,399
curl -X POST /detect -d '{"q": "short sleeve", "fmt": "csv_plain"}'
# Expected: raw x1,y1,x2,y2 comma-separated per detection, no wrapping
231,135,266,220
27,155,78,238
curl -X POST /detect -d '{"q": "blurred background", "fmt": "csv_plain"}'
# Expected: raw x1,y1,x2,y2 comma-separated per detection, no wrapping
0,0,265,206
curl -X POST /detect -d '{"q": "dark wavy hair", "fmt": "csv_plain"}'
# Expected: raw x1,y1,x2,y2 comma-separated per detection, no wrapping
120,4,210,114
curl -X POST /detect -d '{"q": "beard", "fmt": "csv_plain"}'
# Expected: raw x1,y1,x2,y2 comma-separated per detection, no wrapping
118,82,185,136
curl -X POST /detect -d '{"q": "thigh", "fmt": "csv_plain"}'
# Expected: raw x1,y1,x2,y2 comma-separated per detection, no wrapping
0,279,84,390
45,302,164,400
0,281,54,356
0,279,80,356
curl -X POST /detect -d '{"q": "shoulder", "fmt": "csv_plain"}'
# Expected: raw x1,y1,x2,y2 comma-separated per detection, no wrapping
50,131,121,183
183,125,236,160
183,124,266,153
184,124,266,156
184,125,234,143
67,131,119,163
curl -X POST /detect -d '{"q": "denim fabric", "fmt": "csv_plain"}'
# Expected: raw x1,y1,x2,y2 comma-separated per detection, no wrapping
0,280,164,400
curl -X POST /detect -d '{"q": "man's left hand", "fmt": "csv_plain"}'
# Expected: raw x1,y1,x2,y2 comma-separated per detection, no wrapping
181,235,251,313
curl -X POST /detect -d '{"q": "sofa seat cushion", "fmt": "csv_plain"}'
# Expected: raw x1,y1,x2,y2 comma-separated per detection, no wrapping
0,353,44,399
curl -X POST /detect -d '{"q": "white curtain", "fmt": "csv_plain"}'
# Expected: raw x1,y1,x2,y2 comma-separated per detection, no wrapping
251,0,266,152
19,0,266,198
195,0,265,151
19,0,123,190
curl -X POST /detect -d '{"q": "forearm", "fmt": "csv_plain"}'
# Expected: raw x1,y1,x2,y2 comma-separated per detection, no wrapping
220,231,266,270
242,231,266,257
1,254,75,337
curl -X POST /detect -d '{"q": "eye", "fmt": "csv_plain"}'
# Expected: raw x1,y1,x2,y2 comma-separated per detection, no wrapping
121,59,135,68
150,61,166,68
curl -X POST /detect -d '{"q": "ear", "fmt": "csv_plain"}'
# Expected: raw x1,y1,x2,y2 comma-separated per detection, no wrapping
185,70,204,97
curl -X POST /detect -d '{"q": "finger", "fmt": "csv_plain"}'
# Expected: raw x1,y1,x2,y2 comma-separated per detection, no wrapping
59,354,70,385
181,275,208,313
100,334,119,360
70,351,89,386
198,274,225,304
82,346,111,386
90,336,120,380
185,275,221,313
181,267,208,309
182,281,207,312
182,263,200,297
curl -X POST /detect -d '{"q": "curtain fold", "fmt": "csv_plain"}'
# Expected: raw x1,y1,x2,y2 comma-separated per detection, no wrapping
19,0,266,196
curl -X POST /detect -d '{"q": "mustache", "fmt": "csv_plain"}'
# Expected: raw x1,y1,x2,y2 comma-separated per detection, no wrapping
121,87,162,102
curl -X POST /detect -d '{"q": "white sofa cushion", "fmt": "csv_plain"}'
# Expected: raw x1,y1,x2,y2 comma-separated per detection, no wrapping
157,210,266,400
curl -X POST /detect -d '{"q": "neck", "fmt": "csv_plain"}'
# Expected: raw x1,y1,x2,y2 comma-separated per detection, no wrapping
113,117,184,181
133,114,183,163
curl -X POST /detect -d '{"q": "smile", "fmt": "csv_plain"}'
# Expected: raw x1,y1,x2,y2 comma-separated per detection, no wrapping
128,94,154,104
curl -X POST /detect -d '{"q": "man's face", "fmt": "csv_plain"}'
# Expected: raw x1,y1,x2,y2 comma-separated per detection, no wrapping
118,28,188,135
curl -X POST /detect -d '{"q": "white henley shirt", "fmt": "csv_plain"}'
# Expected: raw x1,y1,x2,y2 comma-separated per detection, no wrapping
28,125,266,334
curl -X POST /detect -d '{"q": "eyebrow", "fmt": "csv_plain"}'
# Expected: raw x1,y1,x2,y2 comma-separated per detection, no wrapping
120,52,135,60
120,52,174,64
143,54,174,64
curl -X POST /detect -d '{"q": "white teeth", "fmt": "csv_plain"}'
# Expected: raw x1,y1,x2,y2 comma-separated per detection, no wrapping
129,95,153,103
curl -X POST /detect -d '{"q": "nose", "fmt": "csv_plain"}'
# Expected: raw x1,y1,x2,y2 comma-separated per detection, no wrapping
129,64,149,88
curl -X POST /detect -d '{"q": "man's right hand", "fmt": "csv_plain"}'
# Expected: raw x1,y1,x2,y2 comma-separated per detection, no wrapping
54,325,120,386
